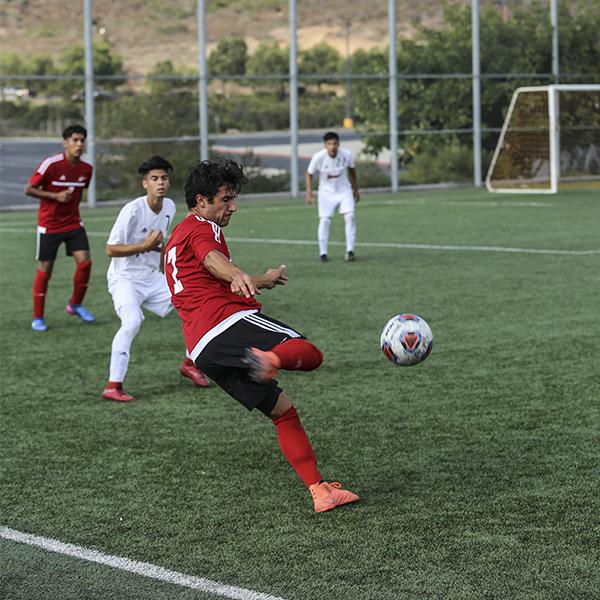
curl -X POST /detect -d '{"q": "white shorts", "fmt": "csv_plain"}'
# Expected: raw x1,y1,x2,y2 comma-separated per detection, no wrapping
317,191,355,219
108,271,173,319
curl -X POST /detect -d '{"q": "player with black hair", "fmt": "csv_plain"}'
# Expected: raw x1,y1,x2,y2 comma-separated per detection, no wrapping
102,156,210,402
306,131,360,262
165,159,359,512
25,124,95,331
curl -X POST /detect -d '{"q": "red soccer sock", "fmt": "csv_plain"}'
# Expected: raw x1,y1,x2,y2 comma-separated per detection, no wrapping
106,381,122,389
33,269,51,319
270,339,323,372
273,406,322,488
69,260,92,306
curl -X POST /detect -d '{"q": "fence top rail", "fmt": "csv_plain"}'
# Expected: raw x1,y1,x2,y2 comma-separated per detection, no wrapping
1,73,598,83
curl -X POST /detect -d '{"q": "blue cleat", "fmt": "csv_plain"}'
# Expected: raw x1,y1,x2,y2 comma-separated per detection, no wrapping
31,318,49,332
66,303,96,323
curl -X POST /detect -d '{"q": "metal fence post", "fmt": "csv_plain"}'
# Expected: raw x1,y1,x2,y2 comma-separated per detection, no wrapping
83,0,96,207
289,0,299,197
388,0,398,192
471,0,482,187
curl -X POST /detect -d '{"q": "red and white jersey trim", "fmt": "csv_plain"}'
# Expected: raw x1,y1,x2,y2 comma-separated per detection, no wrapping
50,180,87,187
189,309,258,362
37,153,64,175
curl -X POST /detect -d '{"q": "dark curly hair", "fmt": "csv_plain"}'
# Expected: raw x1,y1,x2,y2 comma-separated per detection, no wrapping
184,159,248,209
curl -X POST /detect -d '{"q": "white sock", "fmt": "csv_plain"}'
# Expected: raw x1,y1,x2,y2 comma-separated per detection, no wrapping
109,305,143,382
343,212,356,253
318,216,332,256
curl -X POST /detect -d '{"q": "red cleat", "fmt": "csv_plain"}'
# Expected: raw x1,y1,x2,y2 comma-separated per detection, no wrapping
102,386,135,402
180,360,211,388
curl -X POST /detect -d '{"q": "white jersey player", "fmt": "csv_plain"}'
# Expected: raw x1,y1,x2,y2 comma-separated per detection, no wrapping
305,131,360,262
102,156,210,402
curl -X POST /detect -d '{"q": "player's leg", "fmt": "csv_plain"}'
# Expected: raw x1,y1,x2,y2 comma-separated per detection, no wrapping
317,194,337,261
340,194,357,261
195,320,359,512
267,391,359,513
240,313,323,381
103,280,144,402
65,229,95,322
142,274,210,388
32,228,60,331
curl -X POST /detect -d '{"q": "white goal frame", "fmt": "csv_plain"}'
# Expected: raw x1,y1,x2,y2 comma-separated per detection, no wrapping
486,83,600,194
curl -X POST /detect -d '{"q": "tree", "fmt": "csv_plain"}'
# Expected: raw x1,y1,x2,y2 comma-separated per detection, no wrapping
51,41,125,99
148,60,195,95
349,1,600,181
208,37,247,96
299,43,342,93
247,40,288,97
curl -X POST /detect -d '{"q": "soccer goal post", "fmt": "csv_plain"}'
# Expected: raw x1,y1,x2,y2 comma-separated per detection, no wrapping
486,84,600,193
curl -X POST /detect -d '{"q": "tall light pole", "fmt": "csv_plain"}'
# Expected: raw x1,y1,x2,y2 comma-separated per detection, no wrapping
388,0,398,192
289,0,299,197
83,0,96,207
343,19,353,128
471,0,482,187
197,0,209,161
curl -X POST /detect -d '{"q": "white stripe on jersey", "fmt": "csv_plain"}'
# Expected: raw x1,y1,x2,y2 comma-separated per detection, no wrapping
51,181,86,187
244,314,301,338
37,154,63,175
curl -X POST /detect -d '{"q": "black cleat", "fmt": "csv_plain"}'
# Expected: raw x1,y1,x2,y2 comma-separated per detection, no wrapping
320,254,328,263
344,251,356,262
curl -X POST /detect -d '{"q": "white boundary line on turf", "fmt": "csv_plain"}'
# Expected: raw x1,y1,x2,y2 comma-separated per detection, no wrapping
0,526,288,600
0,227,598,255
0,198,553,225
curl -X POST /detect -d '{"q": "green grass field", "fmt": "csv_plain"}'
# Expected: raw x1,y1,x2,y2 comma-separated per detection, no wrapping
1,188,599,600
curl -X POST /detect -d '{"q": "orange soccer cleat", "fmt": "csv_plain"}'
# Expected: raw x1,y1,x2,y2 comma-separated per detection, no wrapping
180,360,211,388
309,481,360,513
102,385,135,403
243,347,280,382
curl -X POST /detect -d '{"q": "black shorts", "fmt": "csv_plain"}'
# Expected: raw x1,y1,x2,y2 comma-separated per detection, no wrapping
36,227,90,261
195,312,304,414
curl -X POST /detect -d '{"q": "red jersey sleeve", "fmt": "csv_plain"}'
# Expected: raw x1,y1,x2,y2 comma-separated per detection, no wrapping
29,161,52,188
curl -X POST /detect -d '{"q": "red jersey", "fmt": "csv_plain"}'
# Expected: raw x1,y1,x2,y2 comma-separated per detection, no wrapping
29,153,93,233
165,214,261,359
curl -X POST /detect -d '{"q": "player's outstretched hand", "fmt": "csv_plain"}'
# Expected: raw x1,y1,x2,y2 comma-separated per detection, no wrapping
260,265,288,289
306,191,314,205
353,189,361,203
231,272,258,298
142,229,164,252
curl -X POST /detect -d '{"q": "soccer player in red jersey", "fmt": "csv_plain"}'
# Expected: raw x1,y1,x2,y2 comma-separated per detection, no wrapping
25,124,96,331
165,159,359,513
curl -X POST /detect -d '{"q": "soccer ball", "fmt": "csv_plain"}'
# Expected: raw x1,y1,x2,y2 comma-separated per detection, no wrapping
380,313,433,366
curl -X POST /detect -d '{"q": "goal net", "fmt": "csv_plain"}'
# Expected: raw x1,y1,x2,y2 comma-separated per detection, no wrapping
486,84,600,193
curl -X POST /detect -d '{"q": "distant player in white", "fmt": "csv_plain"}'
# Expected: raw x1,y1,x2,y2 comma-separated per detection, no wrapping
102,156,210,402
305,131,360,262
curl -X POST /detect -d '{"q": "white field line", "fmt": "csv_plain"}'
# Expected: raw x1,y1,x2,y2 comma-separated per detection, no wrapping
0,198,552,226
0,227,598,256
0,526,288,600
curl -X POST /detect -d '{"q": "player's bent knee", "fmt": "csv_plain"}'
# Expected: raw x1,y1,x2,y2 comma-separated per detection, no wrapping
119,314,143,337
264,391,292,419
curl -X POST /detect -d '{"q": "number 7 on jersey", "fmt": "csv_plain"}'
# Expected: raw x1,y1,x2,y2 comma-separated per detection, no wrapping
166,246,184,294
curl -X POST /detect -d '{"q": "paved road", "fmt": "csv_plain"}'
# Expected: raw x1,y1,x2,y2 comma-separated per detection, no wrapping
0,131,386,209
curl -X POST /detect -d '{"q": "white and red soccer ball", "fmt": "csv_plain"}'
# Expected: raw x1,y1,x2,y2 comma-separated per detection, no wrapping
380,313,433,366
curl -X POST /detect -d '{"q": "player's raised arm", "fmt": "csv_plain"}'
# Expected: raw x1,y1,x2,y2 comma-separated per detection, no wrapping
203,249,258,298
